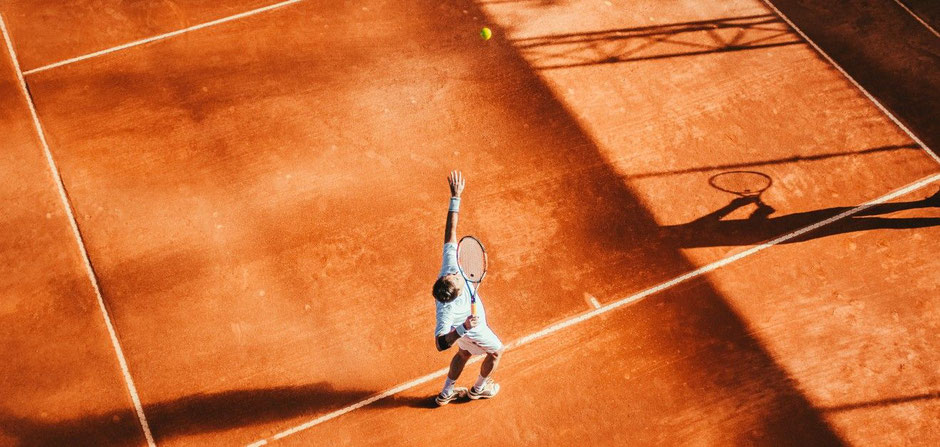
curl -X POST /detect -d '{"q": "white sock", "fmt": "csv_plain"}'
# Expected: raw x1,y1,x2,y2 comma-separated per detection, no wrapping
473,375,488,391
442,377,456,395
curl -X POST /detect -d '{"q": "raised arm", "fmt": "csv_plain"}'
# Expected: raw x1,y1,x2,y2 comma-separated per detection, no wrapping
444,171,465,244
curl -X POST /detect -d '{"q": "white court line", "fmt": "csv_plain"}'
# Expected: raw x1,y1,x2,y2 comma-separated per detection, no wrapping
1,15,156,447
248,172,940,446
891,0,940,38
759,0,940,166
22,0,305,75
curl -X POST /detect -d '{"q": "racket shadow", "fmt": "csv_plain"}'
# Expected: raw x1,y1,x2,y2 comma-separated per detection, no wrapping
661,175,940,248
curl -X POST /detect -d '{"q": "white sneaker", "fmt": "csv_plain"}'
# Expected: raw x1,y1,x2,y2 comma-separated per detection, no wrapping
435,387,468,406
468,379,500,400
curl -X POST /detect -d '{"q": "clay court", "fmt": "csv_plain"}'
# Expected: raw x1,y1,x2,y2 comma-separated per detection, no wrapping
1,0,938,446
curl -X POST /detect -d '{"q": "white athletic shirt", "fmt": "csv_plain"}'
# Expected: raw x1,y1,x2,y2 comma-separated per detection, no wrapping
435,242,487,338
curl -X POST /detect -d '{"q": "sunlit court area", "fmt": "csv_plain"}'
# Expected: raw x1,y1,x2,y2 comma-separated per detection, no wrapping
2,0,938,445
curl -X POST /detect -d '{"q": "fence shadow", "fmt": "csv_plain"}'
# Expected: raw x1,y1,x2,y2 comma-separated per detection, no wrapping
819,390,940,413
512,13,802,69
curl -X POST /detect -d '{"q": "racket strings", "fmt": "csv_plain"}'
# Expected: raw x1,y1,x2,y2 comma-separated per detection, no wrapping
457,239,487,282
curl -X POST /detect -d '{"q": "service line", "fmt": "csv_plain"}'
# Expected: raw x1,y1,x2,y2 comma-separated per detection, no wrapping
22,0,305,75
248,172,940,446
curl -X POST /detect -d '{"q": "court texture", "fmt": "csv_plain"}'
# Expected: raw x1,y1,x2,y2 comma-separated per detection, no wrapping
1,0,938,446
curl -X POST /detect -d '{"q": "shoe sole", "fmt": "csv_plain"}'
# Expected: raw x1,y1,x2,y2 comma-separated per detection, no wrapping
435,388,468,406
468,384,500,400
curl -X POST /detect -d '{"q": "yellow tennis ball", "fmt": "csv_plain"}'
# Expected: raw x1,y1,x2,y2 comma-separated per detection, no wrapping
480,27,492,40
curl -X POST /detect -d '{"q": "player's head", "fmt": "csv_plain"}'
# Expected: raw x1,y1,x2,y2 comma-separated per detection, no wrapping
432,273,462,303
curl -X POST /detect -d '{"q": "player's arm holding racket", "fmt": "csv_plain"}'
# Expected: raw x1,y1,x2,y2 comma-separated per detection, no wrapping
436,308,479,351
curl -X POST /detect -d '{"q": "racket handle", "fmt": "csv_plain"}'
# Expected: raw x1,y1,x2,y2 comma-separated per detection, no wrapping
471,302,477,316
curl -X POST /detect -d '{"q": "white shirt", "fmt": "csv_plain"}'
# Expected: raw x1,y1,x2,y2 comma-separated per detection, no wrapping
434,242,487,338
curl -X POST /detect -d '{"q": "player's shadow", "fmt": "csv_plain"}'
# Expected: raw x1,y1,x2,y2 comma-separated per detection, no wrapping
660,185,940,248
0,382,427,447
818,390,940,413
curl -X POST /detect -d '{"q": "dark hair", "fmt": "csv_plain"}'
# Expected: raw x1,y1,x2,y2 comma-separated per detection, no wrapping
432,276,461,303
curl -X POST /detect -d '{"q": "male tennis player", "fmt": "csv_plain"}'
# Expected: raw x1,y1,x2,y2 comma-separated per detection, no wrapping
432,171,504,406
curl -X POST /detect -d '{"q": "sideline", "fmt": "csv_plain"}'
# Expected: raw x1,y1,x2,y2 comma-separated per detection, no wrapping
758,0,940,166
1,14,156,447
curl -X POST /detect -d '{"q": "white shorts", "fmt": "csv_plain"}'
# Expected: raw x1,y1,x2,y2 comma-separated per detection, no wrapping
456,325,504,355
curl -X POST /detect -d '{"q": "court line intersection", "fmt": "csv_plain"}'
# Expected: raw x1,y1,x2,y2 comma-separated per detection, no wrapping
1,14,157,447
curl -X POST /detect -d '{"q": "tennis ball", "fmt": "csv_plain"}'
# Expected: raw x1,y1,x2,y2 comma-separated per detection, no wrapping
480,27,492,40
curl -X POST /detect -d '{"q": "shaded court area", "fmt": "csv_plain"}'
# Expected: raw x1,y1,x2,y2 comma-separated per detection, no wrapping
706,187,940,446
899,0,940,28
762,0,940,156
0,0,937,445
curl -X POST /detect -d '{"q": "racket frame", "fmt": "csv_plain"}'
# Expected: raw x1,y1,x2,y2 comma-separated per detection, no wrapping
456,235,488,316
708,170,773,198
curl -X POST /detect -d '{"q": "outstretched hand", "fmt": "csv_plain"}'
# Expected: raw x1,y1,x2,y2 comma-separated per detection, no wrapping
730,195,760,207
448,171,465,198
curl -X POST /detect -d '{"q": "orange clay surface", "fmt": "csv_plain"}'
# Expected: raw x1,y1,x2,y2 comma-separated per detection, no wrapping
766,0,940,154
0,46,144,446
1,0,938,446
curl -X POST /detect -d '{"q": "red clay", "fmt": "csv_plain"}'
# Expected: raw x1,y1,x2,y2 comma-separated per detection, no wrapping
275,191,940,447
765,0,940,155
1,0,937,445
0,41,143,447
2,0,280,71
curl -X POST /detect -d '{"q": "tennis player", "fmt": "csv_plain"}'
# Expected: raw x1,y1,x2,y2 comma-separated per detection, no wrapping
432,171,504,406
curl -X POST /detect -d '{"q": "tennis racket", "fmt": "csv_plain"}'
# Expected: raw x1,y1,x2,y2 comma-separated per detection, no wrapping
708,170,773,198
456,235,487,316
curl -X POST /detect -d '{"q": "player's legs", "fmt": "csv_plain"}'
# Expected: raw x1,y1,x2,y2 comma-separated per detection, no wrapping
480,349,502,378
469,349,502,399
462,326,504,400
436,348,472,406
448,348,473,380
